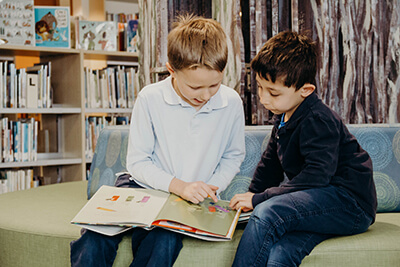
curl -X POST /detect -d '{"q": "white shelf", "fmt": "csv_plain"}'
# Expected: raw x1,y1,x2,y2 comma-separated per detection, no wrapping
0,107,81,114
85,108,132,114
0,158,82,169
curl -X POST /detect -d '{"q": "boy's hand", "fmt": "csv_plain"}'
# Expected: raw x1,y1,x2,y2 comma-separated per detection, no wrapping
169,178,219,204
229,192,255,212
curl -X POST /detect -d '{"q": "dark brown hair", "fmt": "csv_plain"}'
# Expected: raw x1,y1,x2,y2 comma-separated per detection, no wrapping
251,31,317,90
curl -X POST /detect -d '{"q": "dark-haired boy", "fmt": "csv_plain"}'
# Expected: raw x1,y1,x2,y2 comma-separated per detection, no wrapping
230,31,377,266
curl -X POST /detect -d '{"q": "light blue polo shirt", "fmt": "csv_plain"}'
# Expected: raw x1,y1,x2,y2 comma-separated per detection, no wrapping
126,76,245,194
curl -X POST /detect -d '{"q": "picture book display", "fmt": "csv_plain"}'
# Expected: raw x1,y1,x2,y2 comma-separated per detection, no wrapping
77,21,117,51
0,0,35,46
34,6,70,48
71,185,242,241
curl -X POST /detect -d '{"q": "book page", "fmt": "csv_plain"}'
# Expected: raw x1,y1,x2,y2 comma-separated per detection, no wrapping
71,185,169,227
155,195,238,236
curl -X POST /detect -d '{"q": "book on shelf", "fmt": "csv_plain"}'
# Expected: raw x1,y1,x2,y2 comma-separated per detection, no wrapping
0,168,36,194
77,20,117,51
71,185,242,241
0,117,38,163
26,62,52,108
34,6,70,48
84,66,138,109
0,61,52,109
126,20,138,53
0,0,35,46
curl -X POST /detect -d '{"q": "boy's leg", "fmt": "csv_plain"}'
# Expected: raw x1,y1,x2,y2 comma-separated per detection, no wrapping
232,185,373,266
267,231,331,266
130,228,183,267
70,229,124,267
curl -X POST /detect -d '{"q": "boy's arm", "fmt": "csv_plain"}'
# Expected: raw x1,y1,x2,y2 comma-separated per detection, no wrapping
206,100,246,193
249,126,285,193
251,117,341,207
126,94,175,192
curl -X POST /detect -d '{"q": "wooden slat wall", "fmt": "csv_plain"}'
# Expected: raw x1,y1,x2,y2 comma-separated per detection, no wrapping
247,0,400,125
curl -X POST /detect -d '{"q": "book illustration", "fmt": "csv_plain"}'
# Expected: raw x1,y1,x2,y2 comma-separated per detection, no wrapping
34,6,70,48
126,19,138,52
0,0,35,46
71,185,241,241
78,21,117,51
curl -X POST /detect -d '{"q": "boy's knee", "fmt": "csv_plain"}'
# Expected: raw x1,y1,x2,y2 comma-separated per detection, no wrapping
268,244,300,267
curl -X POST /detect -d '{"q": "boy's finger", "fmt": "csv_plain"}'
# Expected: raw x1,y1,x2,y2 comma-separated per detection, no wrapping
207,191,218,202
209,185,219,191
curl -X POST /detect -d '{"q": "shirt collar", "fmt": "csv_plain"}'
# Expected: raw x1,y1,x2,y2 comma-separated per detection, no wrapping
162,76,228,113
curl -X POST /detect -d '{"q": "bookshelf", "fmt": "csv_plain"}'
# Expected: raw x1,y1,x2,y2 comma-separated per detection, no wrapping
0,44,138,188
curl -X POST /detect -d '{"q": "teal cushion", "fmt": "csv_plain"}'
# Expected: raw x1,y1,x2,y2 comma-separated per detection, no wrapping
348,125,400,212
87,125,130,199
88,124,400,212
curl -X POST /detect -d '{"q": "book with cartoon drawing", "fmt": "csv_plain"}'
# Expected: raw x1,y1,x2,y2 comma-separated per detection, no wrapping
34,6,70,48
71,185,242,241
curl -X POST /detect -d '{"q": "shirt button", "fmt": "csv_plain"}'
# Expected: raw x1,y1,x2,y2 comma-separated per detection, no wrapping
276,136,280,140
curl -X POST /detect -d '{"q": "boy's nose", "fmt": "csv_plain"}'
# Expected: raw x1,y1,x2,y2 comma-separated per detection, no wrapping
201,89,212,101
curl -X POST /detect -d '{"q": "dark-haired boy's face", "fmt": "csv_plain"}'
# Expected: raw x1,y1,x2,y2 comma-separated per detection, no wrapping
256,74,313,121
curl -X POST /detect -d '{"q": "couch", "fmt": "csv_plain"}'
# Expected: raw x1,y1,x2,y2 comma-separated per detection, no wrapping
0,124,399,266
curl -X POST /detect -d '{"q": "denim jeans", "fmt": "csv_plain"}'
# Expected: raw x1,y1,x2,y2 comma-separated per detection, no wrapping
70,174,183,267
70,227,182,267
232,185,374,267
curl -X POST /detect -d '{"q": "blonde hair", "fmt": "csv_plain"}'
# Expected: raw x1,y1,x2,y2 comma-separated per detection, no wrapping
167,14,228,72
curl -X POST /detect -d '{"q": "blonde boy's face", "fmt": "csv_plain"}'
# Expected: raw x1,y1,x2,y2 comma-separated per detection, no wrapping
256,74,315,121
166,63,223,110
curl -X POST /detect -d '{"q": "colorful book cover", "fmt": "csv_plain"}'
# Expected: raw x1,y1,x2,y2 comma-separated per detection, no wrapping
34,6,70,48
0,0,35,46
78,21,117,51
126,19,138,52
71,185,241,241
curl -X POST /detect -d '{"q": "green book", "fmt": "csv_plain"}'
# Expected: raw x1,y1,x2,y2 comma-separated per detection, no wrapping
71,185,241,241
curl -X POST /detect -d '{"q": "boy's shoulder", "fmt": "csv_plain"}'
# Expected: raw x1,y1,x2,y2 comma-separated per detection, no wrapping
218,84,242,103
137,77,171,101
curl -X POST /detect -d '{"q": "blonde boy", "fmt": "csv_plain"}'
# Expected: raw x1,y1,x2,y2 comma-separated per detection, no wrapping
71,15,245,267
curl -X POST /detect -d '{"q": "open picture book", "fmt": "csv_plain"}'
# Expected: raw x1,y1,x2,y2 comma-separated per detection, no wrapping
71,185,242,241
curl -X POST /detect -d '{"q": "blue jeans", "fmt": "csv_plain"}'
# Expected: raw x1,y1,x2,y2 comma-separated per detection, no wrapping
70,227,182,267
232,186,374,267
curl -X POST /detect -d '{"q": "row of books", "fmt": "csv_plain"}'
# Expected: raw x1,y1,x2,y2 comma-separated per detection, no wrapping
85,115,130,160
106,12,138,23
1,117,38,163
0,61,52,109
84,66,138,109
0,169,38,194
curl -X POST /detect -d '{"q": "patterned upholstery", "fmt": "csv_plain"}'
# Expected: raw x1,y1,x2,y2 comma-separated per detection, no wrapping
88,124,400,213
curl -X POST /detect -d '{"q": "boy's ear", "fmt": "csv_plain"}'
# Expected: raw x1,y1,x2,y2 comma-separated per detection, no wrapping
166,62,175,75
300,83,315,98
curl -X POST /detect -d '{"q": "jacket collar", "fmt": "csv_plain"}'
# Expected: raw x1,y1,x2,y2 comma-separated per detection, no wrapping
274,92,320,130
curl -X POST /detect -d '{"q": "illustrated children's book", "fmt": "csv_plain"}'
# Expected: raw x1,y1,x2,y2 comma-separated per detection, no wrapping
34,6,70,48
77,21,117,51
71,185,242,241
0,0,35,46
126,19,138,53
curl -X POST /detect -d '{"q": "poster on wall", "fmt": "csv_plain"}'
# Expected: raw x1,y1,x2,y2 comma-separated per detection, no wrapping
34,6,70,48
0,0,35,46
77,20,117,51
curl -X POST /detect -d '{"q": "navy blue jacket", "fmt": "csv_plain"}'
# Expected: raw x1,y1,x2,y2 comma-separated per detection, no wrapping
250,92,377,220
